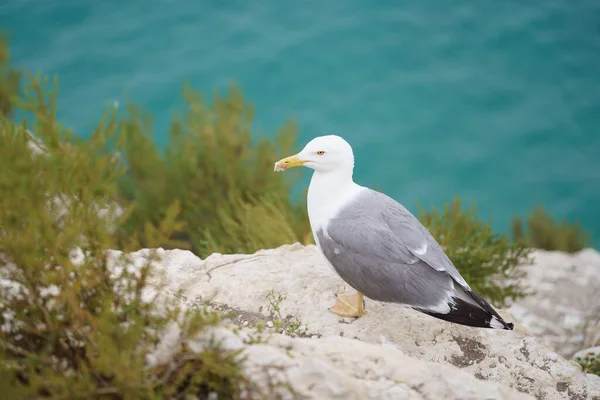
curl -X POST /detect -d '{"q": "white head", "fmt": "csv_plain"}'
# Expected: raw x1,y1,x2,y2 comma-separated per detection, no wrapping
274,135,355,175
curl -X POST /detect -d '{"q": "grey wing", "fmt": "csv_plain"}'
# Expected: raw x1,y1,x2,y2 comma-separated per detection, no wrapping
319,215,454,309
318,192,466,309
368,190,470,289
319,190,471,306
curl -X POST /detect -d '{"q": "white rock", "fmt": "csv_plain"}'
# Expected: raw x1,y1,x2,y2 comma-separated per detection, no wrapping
146,321,531,400
247,334,532,400
116,244,599,400
508,248,600,358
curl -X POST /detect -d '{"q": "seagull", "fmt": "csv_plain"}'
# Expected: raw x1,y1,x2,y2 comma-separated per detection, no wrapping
274,135,514,330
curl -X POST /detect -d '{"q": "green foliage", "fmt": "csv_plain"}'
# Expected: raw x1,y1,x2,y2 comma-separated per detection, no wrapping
0,75,258,399
115,84,312,257
0,34,21,118
418,196,532,307
511,206,590,253
575,352,600,376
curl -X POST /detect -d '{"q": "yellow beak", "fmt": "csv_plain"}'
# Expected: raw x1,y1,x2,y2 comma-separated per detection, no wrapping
274,154,307,172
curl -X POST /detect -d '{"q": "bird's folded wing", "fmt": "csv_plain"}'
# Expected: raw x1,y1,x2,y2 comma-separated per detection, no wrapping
328,191,470,289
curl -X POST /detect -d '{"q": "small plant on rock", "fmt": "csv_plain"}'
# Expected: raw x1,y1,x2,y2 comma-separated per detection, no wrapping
265,290,307,337
575,352,600,376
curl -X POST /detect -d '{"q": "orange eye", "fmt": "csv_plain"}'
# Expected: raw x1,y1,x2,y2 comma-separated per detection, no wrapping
317,151,325,156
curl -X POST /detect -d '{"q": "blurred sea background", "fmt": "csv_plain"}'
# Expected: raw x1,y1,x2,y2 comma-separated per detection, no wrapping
1,0,599,245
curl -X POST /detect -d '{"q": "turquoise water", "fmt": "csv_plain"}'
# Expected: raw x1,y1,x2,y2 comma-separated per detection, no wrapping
2,1,599,245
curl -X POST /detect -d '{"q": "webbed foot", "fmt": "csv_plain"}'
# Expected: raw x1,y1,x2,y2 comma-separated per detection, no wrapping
329,292,366,318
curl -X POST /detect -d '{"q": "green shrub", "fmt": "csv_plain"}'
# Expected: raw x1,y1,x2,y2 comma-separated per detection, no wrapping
115,84,312,257
0,34,21,118
511,206,590,253
575,352,600,376
418,196,532,307
0,74,260,399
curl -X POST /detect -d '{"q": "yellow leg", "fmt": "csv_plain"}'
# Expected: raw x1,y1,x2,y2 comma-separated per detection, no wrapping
329,292,366,318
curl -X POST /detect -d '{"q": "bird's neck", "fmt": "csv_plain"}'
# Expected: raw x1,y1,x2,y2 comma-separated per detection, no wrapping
307,169,363,237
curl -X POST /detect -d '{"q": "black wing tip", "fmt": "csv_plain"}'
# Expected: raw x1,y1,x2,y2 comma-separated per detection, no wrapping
417,298,515,331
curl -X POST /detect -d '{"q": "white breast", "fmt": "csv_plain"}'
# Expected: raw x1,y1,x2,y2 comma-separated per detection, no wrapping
306,172,365,239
